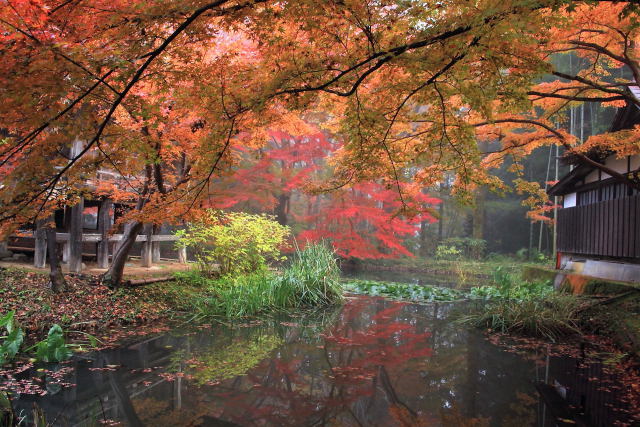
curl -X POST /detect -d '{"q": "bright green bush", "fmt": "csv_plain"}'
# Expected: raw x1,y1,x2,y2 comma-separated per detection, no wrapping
435,244,462,261
436,237,487,260
176,210,290,277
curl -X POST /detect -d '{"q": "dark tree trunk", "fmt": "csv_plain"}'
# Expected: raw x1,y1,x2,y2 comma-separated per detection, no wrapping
46,226,67,293
102,221,143,287
274,193,290,225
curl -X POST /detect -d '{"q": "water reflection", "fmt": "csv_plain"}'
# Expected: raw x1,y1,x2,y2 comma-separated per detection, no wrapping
3,297,635,426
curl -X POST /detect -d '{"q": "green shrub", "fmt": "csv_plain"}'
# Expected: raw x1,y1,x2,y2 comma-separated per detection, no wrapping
435,244,463,261
176,210,290,277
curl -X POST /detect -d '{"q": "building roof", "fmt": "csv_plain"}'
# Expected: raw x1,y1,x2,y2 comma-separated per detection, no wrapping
547,86,640,197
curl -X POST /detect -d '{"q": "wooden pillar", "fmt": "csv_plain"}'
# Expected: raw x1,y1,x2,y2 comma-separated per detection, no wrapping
0,240,12,259
68,198,84,273
97,199,113,269
178,246,187,264
141,224,153,268
34,219,47,268
152,224,161,263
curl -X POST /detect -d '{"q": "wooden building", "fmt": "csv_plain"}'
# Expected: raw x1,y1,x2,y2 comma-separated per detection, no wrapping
548,92,640,283
6,155,185,273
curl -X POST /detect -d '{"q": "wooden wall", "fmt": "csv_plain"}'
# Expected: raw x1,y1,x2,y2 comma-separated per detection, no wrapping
557,194,640,258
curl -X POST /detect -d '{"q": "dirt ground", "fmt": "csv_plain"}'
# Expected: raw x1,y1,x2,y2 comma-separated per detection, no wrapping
0,258,192,279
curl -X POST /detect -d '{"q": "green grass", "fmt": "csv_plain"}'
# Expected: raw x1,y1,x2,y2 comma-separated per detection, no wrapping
178,243,344,319
459,294,583,340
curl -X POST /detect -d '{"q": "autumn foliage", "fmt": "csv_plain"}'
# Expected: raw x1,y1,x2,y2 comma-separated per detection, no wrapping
1,0,640,264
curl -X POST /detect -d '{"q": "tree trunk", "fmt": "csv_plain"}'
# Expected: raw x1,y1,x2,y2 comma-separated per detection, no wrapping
102,221,143,287
471,188,485,260
46,225,67,293
274,193,290,225
419,220,428,257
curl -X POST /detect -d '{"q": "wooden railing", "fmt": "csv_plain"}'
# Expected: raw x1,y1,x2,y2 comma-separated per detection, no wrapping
14,231,180,242
557,194,640,258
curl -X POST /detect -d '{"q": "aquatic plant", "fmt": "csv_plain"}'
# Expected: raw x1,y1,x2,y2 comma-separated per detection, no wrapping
459,294,583,340
276,242,344,307
343,280,464,302
33,325,73,363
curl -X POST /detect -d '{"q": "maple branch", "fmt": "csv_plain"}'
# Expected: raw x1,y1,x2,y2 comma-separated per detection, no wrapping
275,25,475,97
474,118,640,192
551,71,633,102
0,69,115,168
0,0,247,222
0,18,121,96
185,119,236,214
527,91,626,102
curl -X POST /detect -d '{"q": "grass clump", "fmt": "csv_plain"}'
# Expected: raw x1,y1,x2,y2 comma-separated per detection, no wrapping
467,266,553,300
184,243,344,319
461,267,583,340
460,294,583,340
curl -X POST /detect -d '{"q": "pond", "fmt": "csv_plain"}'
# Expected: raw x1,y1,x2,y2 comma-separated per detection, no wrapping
341,268,460,287
2,283,637,425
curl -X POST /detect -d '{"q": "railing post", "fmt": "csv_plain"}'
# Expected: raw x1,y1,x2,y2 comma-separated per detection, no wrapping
34,219,47,268
152,224,161,263
97,199,112,269
178,246,187,264
141,224,153,268
68,198,84,273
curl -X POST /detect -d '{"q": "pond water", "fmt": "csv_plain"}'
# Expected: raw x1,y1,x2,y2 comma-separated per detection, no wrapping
3,278,638,426
341,268,460,287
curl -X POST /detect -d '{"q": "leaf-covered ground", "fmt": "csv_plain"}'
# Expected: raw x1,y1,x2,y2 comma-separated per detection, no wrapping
0,268,185,343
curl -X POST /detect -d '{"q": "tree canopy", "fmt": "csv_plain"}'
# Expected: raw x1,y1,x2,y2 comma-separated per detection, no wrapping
1,0,639,234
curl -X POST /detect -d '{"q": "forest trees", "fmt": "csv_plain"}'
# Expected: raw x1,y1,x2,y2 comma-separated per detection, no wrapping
213,130,440,259
1,0,640,284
